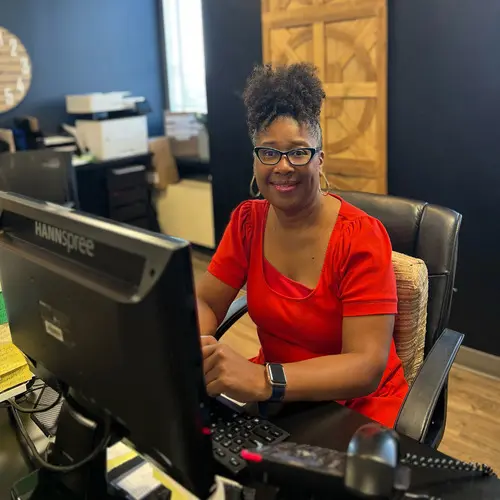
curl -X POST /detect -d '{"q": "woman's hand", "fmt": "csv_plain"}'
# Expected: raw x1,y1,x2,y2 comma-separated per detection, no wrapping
201,336,271,403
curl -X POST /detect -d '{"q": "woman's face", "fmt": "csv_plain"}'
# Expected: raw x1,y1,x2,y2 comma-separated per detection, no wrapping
253,117,324,213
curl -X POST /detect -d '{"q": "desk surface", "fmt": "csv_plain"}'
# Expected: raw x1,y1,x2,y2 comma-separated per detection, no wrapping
273,402,500,499
1,402,499,499
1,409,34,496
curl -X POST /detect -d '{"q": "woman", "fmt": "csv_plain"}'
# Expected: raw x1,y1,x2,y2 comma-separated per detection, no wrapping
197,63,408,427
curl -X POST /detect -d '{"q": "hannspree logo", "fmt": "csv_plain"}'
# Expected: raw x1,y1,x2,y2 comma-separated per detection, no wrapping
34,222,95,258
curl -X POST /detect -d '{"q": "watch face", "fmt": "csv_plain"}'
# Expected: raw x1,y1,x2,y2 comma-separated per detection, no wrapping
268,363,287,385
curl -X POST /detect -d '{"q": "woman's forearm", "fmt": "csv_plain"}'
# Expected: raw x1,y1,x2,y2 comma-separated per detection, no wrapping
196,298,219,336
281,353,385,402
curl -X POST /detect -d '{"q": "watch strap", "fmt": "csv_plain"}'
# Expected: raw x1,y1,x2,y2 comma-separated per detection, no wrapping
270,383,285,402
266,363,286,402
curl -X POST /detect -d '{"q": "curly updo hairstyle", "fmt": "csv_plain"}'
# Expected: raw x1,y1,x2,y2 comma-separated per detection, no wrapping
242,62,326,147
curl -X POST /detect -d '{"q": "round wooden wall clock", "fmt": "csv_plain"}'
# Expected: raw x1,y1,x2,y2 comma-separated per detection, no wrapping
0,27,32,113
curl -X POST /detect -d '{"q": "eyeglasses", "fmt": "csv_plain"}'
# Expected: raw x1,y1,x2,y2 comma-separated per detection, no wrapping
254,147,320,167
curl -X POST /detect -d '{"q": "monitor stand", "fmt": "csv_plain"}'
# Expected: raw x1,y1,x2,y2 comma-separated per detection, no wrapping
11,391,126,500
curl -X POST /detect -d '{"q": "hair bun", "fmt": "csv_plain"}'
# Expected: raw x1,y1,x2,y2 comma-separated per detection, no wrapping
242,63,325,139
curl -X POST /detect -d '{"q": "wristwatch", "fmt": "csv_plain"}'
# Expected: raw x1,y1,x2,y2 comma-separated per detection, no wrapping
266,363,287,402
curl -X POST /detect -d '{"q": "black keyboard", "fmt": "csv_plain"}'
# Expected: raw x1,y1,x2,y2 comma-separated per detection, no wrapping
209,398,289,475
26,386,290,477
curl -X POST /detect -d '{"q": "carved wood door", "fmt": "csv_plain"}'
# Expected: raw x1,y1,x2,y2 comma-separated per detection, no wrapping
262,0,388,193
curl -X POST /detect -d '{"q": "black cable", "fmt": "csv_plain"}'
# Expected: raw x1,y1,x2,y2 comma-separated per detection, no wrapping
0,383,46,408
16,383,47,401
21,384,47,397
10,406,112,473
402,453,496,478
23,383,46,392
32,383,47,408
8,390,63,413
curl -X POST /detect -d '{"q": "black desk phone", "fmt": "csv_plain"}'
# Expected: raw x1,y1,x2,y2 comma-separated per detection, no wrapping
239,423,496,500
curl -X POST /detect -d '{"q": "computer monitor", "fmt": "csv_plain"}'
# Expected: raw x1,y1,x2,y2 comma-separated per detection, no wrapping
0,191,215,498
0,151,79,208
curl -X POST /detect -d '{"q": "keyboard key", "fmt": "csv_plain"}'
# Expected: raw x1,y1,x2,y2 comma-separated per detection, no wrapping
253,427,269,440
208,397,290,474
243,440,256,450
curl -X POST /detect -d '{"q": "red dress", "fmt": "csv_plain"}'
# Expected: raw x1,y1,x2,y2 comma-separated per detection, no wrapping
208,194,409,427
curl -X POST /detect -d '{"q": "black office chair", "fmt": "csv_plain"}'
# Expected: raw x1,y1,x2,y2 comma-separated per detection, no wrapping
214,190,464,449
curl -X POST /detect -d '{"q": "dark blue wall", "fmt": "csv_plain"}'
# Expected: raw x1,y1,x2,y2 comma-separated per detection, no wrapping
0,0,165,135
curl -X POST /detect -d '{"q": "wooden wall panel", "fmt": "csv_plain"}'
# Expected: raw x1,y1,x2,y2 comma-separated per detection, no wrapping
262,0,388,193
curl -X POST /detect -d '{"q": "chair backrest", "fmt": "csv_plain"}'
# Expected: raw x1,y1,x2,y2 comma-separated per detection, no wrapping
333,190,462,354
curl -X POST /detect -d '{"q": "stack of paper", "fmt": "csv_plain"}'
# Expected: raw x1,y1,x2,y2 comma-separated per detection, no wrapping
0,343,32,395
106,440,240,499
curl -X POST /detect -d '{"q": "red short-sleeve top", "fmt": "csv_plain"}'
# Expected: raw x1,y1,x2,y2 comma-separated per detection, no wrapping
208,194,409,427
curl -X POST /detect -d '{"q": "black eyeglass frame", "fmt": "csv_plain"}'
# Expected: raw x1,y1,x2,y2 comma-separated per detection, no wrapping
253,147,321,166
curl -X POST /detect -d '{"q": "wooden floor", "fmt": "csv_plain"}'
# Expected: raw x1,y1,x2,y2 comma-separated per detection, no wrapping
192,253,500,472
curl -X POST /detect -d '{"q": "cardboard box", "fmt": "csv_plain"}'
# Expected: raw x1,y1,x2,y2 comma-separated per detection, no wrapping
164,112,209,161
148,136,179,189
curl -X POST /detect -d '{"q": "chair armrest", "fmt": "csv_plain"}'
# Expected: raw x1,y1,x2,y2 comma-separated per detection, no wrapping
395,328,464,443
214,295,248,340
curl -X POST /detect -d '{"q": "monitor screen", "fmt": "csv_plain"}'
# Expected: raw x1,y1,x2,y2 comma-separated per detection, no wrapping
0,151,78,207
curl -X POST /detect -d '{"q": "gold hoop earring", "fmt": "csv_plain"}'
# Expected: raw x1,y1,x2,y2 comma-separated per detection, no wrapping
249,175,261,198
319,171,331,196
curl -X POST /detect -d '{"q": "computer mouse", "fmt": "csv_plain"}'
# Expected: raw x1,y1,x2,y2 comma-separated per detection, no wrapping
344,423,400,498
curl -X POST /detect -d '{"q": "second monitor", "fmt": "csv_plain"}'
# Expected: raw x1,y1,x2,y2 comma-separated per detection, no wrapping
0,150,78,207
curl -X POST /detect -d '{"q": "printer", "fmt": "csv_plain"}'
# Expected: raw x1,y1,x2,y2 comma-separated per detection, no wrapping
66,92,150,161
